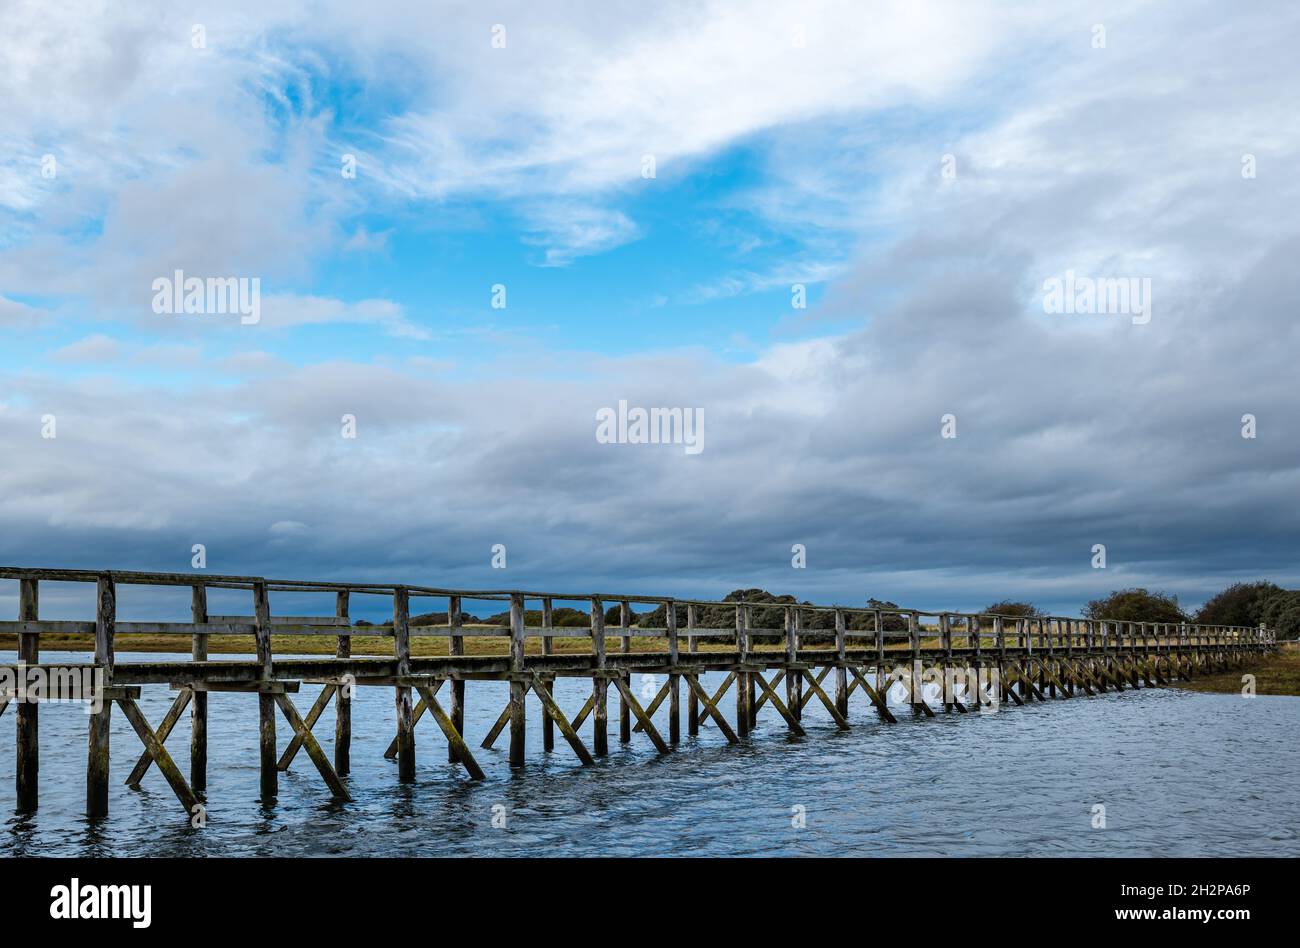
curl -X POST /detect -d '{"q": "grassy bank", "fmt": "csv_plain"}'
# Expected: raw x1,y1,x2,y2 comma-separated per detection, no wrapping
1176,643,1300,697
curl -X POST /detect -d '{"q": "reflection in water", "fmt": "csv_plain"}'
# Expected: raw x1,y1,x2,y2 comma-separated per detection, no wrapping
2,651,1298,857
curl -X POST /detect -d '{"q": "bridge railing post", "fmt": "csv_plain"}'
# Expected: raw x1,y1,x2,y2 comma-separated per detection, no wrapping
591,596,607,756
834,609,848,718
392,586,415,780
16,577,39,813
736,604,751,736
87,572,115,818
253,579,277,801
784,606,802,721
874,609,885,693
448,594,465,761
539,597,554,753
908,611,920,705
334,590,351,776
192,583,210,790
620,600,635,743
686,603,698,736
508,591,526,767
666,599,680,744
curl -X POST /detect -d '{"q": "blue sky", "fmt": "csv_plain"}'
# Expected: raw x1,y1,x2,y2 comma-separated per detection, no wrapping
2,0,1299,619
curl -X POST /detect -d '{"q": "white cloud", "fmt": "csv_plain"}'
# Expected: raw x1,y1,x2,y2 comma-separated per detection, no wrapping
0,294,45,327
257,294,428,338
50,333,123,363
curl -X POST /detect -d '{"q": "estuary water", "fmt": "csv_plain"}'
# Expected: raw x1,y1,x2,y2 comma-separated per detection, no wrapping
2,651,1297,857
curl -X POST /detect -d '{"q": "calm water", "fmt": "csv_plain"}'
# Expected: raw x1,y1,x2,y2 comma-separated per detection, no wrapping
3,651,1298,857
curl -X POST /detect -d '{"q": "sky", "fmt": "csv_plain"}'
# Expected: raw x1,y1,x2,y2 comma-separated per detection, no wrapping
1,0,1298,621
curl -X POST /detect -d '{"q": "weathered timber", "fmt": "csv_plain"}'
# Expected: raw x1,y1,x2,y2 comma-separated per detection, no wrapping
335,590,351,776
508,593,527,767
393,587,415,782
16,578,38,812
191,583,209,791
86,573,114,818
253,580,277,801
0,564,1273,823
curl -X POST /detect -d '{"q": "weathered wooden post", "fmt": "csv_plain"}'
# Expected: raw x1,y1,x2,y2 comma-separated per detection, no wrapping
448,594,464,761
334,590,351,776
874,609,885,694
1061,617,1070,689
784,606,798,721
86,572,115,818
686,603,699,736
253,580,277,801
994,615,1006,702
16,577,39,812
591,596,608,756
747,604,758,729
619,600,632,744
665,599,680,744
834,609,848,718
508,592,527,767
1045,618,1056,698
393,586,415,781
1090,619,1102,689
907,611,920,709
735,604,750,737
939,613,952,709
191,583,209,791
540,597,554,752
1020,618,1033,701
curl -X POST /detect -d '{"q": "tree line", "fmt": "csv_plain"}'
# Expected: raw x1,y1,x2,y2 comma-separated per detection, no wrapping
948,583,1297,638
369,581,1297,639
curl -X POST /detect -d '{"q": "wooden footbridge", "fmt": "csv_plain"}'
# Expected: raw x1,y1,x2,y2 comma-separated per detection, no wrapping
0,567,1273,820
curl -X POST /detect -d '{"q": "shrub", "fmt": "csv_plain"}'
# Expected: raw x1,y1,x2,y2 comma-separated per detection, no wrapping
1083,588,1187,623
983,601,1042,618
1194,581,1282,627
1260,591,1300,639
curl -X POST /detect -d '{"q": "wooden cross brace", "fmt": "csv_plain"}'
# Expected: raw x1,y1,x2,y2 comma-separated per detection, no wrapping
529,675,595,766
380,679,485,779
483,673,667,761
278,683,336,770
631,676,673,733
114,693,201,817
1008,662,1047,701
796,668,851,729
846,665,899,723
127,684,350,806
610,676,671,754
125,687,193,788
683,674,739,743
273,691,351,800
691,672,735,732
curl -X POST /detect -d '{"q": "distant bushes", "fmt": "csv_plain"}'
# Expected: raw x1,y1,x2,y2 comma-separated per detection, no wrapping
401,580,1298,639
634,591,909,631
983,601,1042,618
1194,582,1282,627
1190,580,1300,638
1259,591,1300,639
1083,588,1187,623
